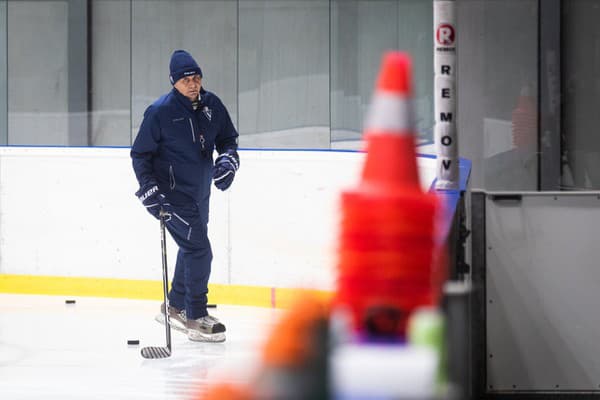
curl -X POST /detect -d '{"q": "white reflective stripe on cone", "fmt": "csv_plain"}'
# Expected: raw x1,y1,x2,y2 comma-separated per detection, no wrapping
365,93,414,134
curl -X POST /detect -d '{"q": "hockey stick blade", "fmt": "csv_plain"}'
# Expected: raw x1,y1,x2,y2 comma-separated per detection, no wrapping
141,346,171,359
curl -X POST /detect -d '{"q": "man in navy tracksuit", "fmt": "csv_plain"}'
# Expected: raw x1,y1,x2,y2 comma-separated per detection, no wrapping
131,50,239,342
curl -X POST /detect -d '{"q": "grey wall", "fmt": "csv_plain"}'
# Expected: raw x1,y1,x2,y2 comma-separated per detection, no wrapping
8,1,69,145
563,0,600,190
486,192,600,391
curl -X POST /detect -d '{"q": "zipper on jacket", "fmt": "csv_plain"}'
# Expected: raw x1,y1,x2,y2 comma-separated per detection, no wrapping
169,165,176,190
188,118,196,143
173,212,193,240
199,134,206,153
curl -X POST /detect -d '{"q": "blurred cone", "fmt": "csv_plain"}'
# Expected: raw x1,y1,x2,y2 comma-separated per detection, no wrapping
334,52,443,340
361,52,420,193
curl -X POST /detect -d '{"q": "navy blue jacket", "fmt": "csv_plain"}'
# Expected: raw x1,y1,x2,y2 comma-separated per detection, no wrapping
131,87,238,207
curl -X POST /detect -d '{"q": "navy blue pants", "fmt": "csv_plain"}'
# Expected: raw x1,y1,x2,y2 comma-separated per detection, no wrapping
164,201,212,320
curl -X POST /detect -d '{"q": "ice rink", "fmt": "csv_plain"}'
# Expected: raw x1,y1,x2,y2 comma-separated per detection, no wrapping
0,294,282,400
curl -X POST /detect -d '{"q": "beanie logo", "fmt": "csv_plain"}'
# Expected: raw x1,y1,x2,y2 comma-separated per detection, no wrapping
183,71,196,76
202,106,212,122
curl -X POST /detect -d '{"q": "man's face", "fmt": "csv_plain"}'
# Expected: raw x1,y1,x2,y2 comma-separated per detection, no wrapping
174,74,202,101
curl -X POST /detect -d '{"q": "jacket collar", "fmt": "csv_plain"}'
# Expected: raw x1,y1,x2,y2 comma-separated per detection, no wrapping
172,87,207,111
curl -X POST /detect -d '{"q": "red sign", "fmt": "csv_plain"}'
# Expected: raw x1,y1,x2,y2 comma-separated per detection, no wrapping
436,24,455,46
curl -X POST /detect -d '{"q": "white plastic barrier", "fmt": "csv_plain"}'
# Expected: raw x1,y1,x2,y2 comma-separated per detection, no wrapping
0,147,437,290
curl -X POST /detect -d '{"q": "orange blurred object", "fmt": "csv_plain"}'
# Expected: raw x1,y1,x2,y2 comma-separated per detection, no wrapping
262,294,330,367
199,295,331,400
200,383,252,400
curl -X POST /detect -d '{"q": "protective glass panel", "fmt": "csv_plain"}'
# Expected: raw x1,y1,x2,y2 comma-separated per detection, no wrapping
131,0,237,143
8,1,70,145
331,0,433,150
90,0,131,146
458,0,539,190
238,0,330,148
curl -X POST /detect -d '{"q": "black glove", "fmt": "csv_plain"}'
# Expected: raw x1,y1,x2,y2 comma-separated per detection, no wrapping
213,150,239,191
135,184,170,219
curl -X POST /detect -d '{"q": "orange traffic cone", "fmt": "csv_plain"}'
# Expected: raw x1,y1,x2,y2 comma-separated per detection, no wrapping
335,52,442,340
361,52,420,193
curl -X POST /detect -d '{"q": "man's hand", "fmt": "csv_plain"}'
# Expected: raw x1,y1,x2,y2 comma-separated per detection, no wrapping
135,184,170,219
213,150,239,191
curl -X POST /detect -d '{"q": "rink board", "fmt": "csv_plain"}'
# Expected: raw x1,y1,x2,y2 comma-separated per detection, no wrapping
0,146,449,303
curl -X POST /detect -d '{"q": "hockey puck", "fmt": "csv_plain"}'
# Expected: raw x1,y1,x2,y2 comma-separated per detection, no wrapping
65,300,76,305
207,304,217,308
127,340,140,346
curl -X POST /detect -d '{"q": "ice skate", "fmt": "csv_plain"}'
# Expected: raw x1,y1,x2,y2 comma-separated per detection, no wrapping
186,315,226,342
155,302,187,333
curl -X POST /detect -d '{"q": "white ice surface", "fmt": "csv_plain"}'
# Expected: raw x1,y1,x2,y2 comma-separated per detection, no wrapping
0,294,282,400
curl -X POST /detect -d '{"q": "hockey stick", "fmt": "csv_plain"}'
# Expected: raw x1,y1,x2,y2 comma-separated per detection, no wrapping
141,210,172,359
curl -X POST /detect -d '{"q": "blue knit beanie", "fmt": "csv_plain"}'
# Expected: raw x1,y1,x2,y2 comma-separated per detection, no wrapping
169,50,202,85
